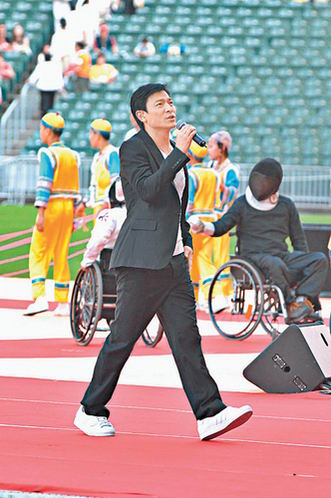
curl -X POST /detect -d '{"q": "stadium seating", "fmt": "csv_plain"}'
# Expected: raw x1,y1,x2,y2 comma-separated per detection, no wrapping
22,0,331,166
0,0,52,108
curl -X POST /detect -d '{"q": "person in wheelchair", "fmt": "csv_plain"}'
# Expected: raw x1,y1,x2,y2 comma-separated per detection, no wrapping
81,176,126,272
190,158,329,324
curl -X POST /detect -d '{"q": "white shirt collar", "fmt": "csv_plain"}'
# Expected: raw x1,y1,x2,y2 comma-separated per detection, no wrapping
245,186,278,211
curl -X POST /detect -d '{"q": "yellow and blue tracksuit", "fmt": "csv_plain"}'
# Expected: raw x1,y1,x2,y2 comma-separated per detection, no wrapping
89,144,120,217
29,142,80,303
210,158,240,297
187,163,220,302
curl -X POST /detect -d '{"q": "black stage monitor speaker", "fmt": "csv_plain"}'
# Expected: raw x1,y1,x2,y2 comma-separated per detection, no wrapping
243,322,331,393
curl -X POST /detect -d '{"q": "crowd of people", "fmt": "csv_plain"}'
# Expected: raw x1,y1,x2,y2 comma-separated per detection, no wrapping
0,0,188,110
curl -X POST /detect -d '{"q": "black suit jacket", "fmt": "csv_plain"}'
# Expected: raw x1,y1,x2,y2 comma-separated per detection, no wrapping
110,129,192,270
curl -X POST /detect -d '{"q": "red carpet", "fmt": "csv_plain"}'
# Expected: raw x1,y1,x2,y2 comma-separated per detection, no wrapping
0,334,272,358
0,377,331,497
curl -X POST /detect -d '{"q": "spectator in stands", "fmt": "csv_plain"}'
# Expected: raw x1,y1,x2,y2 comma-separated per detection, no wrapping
50,17,75,71
96,0,114,20
10,24,32,56
0,24,11,52
64,41,91,92
134,37,156,58
75,0,100,49
29,50,64,117
207,130,239,310
37,44,51,64
24,112,81,317
93,23,118,55
89,52,119,85
0,54,15,81
87,118,120,218
160,42,186,57
190,158,329,323
124,0,137,15
52,0,72,31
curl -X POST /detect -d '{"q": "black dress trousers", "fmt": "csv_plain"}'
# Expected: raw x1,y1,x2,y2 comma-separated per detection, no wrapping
82,253,226,420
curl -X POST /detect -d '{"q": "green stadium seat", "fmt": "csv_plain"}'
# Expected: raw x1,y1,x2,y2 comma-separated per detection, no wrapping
15,0,328,165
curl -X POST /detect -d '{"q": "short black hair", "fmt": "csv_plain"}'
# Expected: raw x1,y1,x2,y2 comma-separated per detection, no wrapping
76,41,86,50
130,83,170,129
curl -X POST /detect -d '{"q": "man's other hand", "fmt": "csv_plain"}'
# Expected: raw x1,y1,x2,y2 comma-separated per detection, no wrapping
184,245,193,272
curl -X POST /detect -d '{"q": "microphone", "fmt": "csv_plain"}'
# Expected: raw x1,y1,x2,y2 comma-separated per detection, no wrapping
176,119,207,147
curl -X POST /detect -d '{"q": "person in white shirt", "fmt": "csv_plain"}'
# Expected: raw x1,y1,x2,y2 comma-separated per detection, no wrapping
50,17,75,71
29,51,64,117
134,37,156,58
74,0,100,48
81,177,126,269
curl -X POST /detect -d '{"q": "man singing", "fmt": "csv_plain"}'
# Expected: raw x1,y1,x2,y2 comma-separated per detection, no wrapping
74,83,253,440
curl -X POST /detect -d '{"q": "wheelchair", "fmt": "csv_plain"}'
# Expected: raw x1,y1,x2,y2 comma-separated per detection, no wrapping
208,256,292,341
70,249,164,347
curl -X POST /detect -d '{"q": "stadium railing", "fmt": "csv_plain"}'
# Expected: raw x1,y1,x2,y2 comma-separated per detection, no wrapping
0,157,330,210
0,83,39,156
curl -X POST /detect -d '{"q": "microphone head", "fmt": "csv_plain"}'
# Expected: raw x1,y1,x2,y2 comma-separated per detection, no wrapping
175,119,186,130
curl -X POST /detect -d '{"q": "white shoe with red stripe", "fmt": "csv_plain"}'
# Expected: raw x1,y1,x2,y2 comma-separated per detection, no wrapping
198,405,253,441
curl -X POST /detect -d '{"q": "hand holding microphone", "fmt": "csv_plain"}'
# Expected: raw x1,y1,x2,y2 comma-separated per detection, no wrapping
175,122,197,155
176,119,207,144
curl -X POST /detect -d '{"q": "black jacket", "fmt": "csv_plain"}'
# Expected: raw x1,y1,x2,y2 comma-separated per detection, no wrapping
110,129,192,269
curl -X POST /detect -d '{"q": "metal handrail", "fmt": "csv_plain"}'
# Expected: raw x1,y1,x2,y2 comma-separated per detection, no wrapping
0,83,39,156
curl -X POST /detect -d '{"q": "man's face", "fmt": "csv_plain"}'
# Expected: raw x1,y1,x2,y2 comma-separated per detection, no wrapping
207,137,221,161
137,90,176,131
89,128,99,148
40,124,50,144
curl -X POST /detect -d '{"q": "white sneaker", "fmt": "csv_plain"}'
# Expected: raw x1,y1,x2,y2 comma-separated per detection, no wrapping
53,303,70,316
74,405,115,436
198,405,253,441
23,296,49,316
96,318,110,331
197,290,208,311
212,295,231,313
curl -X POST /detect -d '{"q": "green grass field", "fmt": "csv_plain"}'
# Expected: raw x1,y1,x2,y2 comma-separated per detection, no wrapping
0,204,94,278
0,204,330,279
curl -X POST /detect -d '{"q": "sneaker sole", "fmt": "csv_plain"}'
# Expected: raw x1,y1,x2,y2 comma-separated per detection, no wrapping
23,308,49,316
74,421,115,437
200,409,253,441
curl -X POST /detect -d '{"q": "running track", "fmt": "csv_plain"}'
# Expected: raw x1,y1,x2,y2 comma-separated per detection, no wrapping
0,277,331,498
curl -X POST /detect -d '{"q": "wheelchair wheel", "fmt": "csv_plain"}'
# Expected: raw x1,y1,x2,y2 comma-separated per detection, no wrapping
142,315,164,347
261,284,287,339
70,262,103,346
208,258,264,340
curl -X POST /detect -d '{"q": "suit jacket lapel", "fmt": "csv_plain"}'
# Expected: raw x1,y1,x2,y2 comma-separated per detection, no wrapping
139,129,163,172
139,130,188,203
